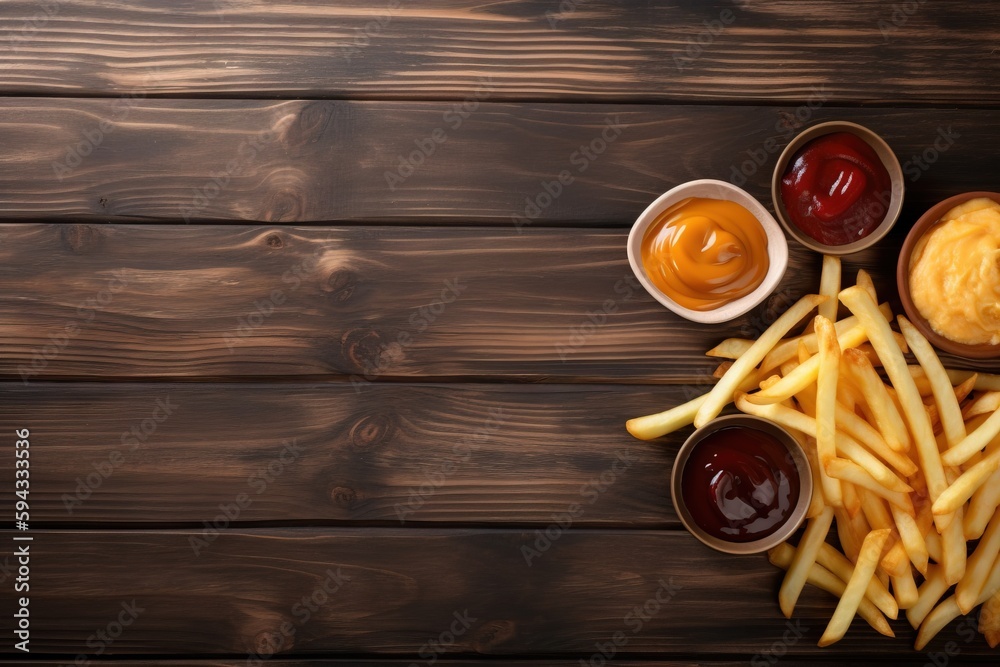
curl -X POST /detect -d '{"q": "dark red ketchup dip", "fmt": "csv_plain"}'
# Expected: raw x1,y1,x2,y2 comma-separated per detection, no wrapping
779,131,892,246
681,426,800,543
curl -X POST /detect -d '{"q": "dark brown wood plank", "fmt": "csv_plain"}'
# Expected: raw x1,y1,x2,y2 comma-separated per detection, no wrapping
0,2,997,105
0,223,992,382
0,383,675,526
5,528,994,657
0,99,993,224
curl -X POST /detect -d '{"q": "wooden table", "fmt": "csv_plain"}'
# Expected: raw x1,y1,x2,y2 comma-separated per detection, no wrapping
1,1,999,664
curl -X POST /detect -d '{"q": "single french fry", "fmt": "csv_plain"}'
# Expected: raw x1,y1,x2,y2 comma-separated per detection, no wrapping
815,316,843,506
779,507,835,618
916,563,1000,650
890,502,929,575
768,543,894,638
965,466,1000,540
694,295,826,428
816,542,898,620
626,372,760,440
981,588,1000,649
940,502,967,586
964,391,1000,419
706,338,754,359
892,567,919,610
842,348,911,454
818,528,892,646
908,565,948,629
932,447,1000,515
840,286,949,532
818,255,841,322
942,406,1000,467
899,317,968,449
955,511,1000,613
856,269,877,303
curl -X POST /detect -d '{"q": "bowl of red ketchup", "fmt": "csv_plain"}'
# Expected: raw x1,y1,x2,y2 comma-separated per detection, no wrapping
671,414,812,554
771,121,904,255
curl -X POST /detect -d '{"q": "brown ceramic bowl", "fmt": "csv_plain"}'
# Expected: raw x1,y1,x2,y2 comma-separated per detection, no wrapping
670,414,812,555
897,191,1000,360
771,121,904,255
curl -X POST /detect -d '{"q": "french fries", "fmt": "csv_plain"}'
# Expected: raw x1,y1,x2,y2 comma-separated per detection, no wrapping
625,256,1000,650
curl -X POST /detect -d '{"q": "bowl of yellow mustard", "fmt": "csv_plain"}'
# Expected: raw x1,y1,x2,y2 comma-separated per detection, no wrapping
898,192,1000,359
627,179,789,324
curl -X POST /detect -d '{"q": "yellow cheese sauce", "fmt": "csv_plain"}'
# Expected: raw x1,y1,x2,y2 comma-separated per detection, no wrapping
909,198,1000,345
641,197,769,311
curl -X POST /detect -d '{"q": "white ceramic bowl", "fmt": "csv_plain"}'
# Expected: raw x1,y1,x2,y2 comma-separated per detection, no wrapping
627,179,789,324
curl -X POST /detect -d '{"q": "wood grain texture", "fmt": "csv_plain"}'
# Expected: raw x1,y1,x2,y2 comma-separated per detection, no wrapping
0,383,676,526
0,99,993,224
6,528,994,657
0,1,998,104
0,223,993,382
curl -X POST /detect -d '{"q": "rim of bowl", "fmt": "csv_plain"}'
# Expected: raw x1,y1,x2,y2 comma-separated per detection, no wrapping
627,179,789,324
670,414,813,555
771,121,904,256
897,191,1000,360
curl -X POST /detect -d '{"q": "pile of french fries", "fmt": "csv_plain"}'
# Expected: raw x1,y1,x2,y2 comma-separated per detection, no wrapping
627,256,1000,649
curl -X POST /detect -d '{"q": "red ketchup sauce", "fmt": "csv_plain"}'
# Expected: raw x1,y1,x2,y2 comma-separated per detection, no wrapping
681,426,800,543
780,132,891,246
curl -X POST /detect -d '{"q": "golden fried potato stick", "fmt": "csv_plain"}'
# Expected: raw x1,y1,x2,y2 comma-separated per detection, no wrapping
815,316,843,506
694,294,826,428
907,565,948,629
899,316,967,448
818,255,841,322
955,510,1000,613
779,506,835,618
892,567,919,610
932,447,1000,516
818,528,892,646
840,286,950,532
706,338,754,359
768,542,894,638
942,407,1000,467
